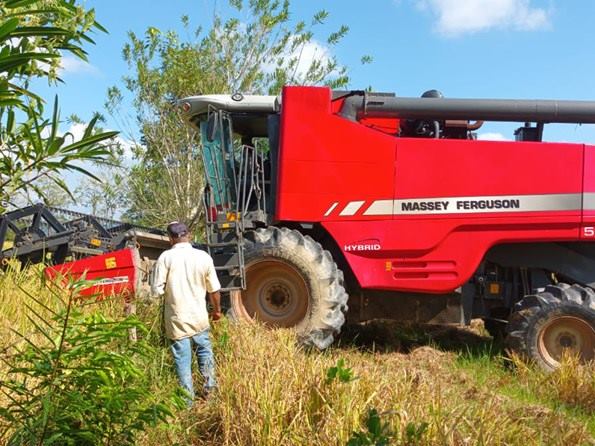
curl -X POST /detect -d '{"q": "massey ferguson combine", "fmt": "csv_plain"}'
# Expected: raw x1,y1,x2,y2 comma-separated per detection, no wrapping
178,86,595,370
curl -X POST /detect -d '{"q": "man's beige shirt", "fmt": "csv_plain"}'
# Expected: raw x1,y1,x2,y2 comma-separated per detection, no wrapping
152,242,221,340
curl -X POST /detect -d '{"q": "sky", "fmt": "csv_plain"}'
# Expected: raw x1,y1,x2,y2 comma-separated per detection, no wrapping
34,0,595,197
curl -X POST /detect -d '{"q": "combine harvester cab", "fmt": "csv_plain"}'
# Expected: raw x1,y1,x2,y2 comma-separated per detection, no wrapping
0,204,170,298
180,87,594,369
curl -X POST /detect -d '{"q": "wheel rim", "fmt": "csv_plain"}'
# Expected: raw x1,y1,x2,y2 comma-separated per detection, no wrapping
241,259,309,327
537,316,595,367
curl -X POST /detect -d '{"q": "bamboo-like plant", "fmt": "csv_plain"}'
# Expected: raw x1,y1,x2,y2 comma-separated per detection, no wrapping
0,278,178,445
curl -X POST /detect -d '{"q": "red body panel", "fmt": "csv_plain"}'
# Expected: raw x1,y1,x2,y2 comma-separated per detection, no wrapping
277,87,396,221
276,86,591,293
582,145,595,240
45,248,139,298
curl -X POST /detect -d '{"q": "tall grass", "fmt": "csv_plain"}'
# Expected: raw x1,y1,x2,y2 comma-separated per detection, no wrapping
509,352,595,413
1,266,594,445
139,318,593,446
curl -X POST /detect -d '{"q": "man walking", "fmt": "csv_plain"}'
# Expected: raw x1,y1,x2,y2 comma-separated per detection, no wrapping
152,221,222,404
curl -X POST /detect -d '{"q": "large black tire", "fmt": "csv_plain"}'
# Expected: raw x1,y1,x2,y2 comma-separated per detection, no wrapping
229,227,348,349
505,283,595,371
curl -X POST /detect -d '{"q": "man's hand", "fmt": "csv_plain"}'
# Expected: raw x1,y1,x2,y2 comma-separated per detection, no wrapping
208,291,223,322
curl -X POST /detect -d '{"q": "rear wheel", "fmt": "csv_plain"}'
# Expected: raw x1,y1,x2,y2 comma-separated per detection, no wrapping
229,226,348,349
505,283,595,371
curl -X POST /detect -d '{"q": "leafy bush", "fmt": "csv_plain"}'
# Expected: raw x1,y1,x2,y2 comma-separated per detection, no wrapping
346,408,428,446
0,280,178,445
347,408,392,446
326,358,356,384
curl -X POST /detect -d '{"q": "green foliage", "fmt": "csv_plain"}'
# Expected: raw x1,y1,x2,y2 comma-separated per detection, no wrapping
326,358,356,384
0,279,177,445
0,0,116,211
1,98,117,208
1,281,594,445
0,0,102,107
213,316,231,354
75,170,128,219
106,0,367,230
404,421,428,444
346,409,428,446
347,409,392,446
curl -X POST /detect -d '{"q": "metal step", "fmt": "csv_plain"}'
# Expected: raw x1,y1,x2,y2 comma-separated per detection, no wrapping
215,265,240,271
207,241,239,248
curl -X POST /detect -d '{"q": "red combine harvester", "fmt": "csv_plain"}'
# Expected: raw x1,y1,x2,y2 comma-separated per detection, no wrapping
178,86,595,370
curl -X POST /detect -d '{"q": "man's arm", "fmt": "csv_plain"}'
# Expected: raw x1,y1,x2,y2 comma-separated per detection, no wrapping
151,254,167,296
208,291,222,321
205,255,222,320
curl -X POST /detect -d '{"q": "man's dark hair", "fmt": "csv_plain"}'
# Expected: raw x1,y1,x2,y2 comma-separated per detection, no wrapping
167,221,189,238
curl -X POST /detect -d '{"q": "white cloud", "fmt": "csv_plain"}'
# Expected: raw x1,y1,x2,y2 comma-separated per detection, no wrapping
63,122,87,141
292,40,332,78
416,0,550,36
262,38,334,81
59,55,100,76
113,136,137,161
477,132,509,141
61,123,136,160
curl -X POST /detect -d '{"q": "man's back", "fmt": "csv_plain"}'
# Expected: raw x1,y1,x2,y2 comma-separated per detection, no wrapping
152,242,220,340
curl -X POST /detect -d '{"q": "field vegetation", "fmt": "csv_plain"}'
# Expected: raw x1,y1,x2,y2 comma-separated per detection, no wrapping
2,1,593,444
1,267,593,445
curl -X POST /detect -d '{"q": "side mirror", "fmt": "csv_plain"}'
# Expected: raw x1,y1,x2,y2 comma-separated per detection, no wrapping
206,113,218,142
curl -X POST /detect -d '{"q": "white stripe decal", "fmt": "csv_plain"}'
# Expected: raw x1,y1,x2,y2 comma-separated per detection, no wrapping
584,192,595,210
324,201,339,216
95,276,130,286
363,200,393,216
364,193,582,216
339,200,365,216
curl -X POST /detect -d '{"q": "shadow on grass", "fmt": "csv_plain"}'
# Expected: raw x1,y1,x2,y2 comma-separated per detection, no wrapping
336,319,504,359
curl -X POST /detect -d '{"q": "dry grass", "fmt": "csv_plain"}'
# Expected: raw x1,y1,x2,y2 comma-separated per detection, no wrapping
549,355,595,412
0,264,50,347
138,319,594,446
509,352,595,414
1,267,594,446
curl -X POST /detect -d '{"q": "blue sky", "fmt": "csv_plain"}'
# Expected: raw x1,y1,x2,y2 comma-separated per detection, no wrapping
38,0,595,159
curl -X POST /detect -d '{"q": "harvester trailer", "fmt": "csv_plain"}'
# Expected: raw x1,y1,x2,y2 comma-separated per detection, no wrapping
180,86,593,370
0,204,171,297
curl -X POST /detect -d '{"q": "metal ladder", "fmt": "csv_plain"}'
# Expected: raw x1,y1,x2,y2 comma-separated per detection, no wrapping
203,199,246,291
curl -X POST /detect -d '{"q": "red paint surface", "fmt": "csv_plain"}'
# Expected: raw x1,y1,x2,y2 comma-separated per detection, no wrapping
582,145,595,240
45,248,138,298
276,86,592,293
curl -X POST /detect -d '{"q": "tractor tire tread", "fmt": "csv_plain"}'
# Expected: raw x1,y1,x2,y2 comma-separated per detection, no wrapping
232,226,348,349
505,282,595,371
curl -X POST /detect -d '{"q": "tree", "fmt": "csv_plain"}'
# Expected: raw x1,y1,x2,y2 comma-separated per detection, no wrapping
106,0,368,233
75,173,128,219
0,0,117,213
13,175,74,208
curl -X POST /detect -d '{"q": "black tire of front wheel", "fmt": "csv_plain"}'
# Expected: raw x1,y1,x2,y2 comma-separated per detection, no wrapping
229,226,348,349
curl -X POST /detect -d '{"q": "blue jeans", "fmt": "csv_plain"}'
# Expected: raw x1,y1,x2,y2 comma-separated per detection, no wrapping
170,329,216,402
